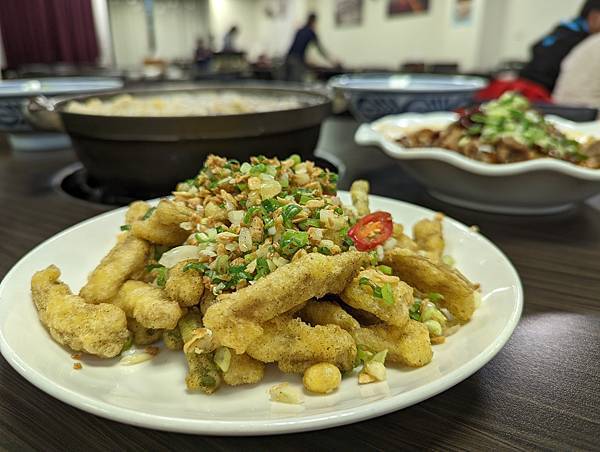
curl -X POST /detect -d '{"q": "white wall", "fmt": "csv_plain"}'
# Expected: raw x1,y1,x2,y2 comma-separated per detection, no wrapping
208,0,260,55
92,0,114,67
108,0,148,68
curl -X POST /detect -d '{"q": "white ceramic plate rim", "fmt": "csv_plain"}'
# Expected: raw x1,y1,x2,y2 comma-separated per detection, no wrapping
355,113,600,180
328,74,488,93
0,194,523,435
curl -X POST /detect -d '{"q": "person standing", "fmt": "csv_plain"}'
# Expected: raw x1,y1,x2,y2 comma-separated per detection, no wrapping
222,26,239,52
284,13,337,82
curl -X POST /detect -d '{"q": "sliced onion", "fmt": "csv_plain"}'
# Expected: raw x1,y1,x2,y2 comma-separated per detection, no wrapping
120,353,154,366
228,210,244,226
159,245,200,268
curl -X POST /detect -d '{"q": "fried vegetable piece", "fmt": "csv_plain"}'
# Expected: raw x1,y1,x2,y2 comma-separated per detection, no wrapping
31,265,129,358
127,318,162,346
223,353,265,386
246,316,357,374
164,260,205,307
178,311,221,394
351,320,432,367
155,199,195,226
204,251,368,354
298,299,360,332
125,201,151,224
112,280,182,330
383,248,476,323
79,234,151,304
350,180,370,217
392,223,419,251
163,328,184,350
340,268,412,327
413,216,445,262
131,206,189,246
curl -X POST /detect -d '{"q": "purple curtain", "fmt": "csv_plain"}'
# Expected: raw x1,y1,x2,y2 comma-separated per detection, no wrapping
0,0,99,69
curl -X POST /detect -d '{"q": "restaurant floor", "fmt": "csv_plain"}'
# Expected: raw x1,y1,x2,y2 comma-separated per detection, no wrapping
1,118,599,451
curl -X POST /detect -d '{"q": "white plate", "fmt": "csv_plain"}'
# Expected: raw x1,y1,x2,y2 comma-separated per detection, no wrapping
356,114,600,214
0,193,522,435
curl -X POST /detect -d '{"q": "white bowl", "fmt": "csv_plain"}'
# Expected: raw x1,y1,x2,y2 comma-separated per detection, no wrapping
355,113,600,214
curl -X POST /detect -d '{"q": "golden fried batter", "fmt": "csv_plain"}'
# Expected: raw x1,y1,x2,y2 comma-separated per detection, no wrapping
223,353,265,386
155,199,195,226
392,223,419,251
351,320,432,367
246,316,357,373
413,217,444,262
164,260,205,307
299,299,360,331
79,234,150,304
125,201,151,224
31,266,129,358
127,318,162,346
203,251,368,354
383,248,476,322
340,268,412,327
131,208,189,246
112,280,182,330
350,180,370,217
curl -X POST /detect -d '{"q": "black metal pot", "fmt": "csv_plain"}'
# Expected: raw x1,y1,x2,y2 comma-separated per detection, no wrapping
27,85,332,197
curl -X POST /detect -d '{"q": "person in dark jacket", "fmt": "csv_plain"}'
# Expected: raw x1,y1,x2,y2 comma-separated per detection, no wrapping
284,13,337,82
520,0,600,93
479,0,600,101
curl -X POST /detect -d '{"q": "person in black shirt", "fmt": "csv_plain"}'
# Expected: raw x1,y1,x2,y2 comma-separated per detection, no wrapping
284,13,336,82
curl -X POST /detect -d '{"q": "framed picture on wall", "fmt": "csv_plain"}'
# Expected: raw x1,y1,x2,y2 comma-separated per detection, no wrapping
387,0,430,17
453,0,473,26
335,0,363,27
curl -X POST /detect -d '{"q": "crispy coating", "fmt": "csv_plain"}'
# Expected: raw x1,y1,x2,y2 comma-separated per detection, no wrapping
155,199,195,226
203,251,368,354
185,351,222,394
392,223,419,251
350,180,370,217
31,266,129,358
127,318,162,345
125,201,151,224
223,353,265,386
340,268,412,327
351,320,433,367
199,290,218,316
383,248,476,322
298,299,360,332
131,210,189,246
163,328,184,350
112,280,182,330
79,234,151,304
246,316,357,373
164,260,205,307
413,217,445,262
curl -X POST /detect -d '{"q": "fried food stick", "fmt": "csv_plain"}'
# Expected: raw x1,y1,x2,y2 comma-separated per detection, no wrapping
246,316,357,374
413,216,445,262
203,251,368,354
130,202,190,246
298,299,360,332
112,280,182,330
223,353,265,386
164,260,205,307
351,320,432,367
31,265,129,358
350,180,370,217
383,248,476,322
154,199,195,226
79,234,150,304
340,268,412,327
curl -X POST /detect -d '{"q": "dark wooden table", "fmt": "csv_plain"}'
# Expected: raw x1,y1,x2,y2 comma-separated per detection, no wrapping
1,119,599,451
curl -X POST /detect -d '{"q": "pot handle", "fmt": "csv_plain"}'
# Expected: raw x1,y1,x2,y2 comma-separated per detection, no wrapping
22,96,65,132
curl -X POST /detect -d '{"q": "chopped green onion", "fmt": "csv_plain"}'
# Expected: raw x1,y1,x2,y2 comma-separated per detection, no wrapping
288,154,301,165
279,230,309,256
317,246,331,255
282,204,302,228
240,162,252,174
381,283,395,306
120,224,131,231
243,206,261,224
299,194,312,205
377,265,393,275
427,292,444,303
214,255,229,274
183,262,208,273
261,198,279,213
409,299,422,321
255,257,271,279
142,207,156,220
334,207,344,215
371,349,388,364
249,163,267,175
146,264,167,287
299,218,321,230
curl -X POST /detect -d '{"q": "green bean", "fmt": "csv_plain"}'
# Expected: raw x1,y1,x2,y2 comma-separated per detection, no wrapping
184,351,222,394
163,328,183,351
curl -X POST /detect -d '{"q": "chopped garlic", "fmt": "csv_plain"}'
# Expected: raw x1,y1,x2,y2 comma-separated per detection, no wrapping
120,352,154,366
269,383,304,404
363,361,387,382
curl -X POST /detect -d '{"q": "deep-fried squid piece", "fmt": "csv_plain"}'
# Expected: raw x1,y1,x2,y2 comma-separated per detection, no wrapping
31,265,129,358
203,251,367,354
383,248,476,322
413,216,445,262
246,316,357,374
340,268,412,327
350,180,370,217
112,280,182,330
155,199,195,226
127,318,162,346
131,205,189,246
223,353,265,386
125,201,151,225
351,320,432,367
79,234,150,304
164,260,205,307
392,223,419,252
298,299,360,332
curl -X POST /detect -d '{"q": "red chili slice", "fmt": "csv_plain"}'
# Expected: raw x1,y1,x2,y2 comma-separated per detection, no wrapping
348,211,394,251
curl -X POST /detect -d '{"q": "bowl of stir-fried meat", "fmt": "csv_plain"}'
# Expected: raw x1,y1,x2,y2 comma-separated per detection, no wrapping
356,92,600,214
